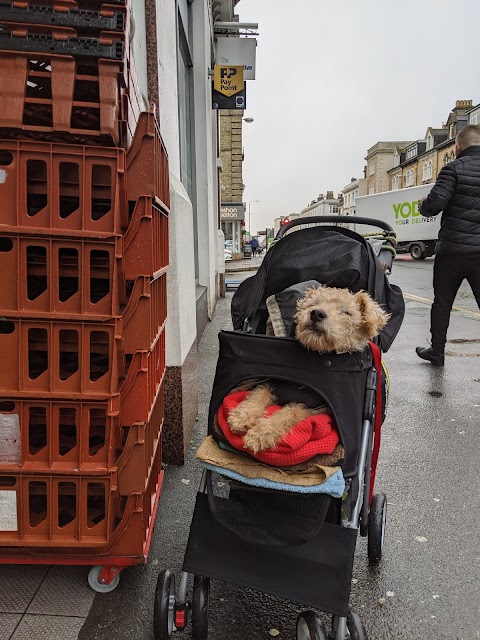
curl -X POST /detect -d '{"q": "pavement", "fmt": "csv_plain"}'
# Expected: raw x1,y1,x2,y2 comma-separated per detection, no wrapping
225,254,264,273
1,256,479,640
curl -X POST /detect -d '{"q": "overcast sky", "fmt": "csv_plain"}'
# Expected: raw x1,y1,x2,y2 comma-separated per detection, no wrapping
237,0,480,233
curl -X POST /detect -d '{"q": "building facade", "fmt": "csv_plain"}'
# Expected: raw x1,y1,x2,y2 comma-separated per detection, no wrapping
220,110,245,256
387,100,472,192
133,0,247,464
341,178,368,216
300,191,341,218
365,141,413,195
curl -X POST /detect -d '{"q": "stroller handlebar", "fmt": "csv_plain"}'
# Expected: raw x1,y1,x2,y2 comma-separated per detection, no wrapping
275,216,394,239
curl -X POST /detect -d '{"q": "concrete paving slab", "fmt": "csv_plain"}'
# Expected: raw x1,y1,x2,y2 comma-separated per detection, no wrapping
0,566,49,614
27,567,94,617
0,614,22,640
11,615,85,640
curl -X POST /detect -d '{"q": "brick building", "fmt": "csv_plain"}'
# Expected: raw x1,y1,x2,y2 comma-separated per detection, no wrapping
387,100,472,191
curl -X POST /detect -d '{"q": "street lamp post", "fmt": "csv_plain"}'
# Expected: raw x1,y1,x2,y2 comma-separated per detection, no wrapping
247,200,259,236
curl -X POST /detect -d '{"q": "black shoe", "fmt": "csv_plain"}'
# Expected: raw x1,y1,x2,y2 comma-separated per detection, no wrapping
415,347,445,366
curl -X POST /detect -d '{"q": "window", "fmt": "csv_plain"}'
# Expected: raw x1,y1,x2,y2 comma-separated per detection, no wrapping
426,134,434,151
352,191,356,204
392,175,400,190
393,151,400,167
177,13,194,198
405,169,414,187
406,146,417,160
427,160,433,180
177,3,198,277
470,111,480,125
368,181,375,195
444,153,449,166
330,205,339,214
368,162,375,176
422,161,432,181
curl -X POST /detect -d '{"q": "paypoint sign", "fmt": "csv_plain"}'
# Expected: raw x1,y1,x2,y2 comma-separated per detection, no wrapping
214,65,244,97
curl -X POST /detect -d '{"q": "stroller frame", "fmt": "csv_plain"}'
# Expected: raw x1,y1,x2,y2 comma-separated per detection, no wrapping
154,216,403,640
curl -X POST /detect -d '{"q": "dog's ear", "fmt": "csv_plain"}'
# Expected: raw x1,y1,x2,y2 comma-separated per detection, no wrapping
355,291,390,339
297,286,319,306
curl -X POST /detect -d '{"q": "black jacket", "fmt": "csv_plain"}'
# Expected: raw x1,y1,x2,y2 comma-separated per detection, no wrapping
420,145,480,254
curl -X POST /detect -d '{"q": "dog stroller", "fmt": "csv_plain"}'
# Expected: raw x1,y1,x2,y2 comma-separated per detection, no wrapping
154,216,405,640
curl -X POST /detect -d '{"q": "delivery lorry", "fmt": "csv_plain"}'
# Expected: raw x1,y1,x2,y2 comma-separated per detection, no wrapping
353,184,441,259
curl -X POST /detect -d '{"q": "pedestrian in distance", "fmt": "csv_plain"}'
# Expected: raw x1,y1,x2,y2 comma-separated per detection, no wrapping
250,236,259,257
416,124,480,366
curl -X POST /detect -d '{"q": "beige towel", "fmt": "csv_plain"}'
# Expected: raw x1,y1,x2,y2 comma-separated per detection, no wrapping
196,436,342,487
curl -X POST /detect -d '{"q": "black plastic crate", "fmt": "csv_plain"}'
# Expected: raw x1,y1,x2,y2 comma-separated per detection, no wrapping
0,32,124,59
0,3,125,32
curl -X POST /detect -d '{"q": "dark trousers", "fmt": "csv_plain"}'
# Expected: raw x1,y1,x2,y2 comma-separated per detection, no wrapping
431,253,480,352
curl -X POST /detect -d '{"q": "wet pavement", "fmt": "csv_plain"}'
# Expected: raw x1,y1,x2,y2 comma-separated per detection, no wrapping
1,258,479,640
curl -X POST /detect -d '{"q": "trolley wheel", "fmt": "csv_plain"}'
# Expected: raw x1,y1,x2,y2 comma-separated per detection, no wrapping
346,611,368,640
88,565,120,593
191,574,210,640
154,569,176,640
296,610,328,640
368,492,387,564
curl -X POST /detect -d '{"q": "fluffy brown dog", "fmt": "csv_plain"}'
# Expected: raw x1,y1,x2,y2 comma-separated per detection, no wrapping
227,384,329,454
294,285,390,354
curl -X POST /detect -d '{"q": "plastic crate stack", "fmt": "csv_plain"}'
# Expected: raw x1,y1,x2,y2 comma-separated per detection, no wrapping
0,0,169,586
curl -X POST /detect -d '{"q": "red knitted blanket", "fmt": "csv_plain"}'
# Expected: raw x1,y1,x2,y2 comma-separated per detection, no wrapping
217,390,340,467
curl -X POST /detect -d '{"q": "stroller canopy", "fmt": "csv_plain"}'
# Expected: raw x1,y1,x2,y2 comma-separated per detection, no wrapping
231,226,404,352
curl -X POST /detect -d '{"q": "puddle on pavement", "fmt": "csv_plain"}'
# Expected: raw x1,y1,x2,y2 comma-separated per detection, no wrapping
448,338,480,344
428,391,443,398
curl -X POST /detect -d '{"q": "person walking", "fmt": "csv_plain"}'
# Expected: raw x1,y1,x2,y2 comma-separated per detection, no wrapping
250,236,259,257
416,124,480,366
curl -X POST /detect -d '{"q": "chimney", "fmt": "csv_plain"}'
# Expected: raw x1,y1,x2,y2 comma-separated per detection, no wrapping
455,99,473,109
318,193,324,200
351,177,356,182
326,191,334,200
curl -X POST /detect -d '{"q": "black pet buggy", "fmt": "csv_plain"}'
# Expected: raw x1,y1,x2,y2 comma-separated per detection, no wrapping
154,217,405,640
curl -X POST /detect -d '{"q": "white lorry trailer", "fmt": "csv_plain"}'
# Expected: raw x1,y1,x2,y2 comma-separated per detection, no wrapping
353,184,441,260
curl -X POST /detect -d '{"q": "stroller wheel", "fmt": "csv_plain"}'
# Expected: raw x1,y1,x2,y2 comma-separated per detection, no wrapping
296,610,328,640
191,575,210,640
154,570,176,640
347,611,368,639
368,492,387,564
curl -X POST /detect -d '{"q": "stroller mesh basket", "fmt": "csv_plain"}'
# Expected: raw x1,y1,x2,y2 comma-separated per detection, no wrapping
206,470,331,546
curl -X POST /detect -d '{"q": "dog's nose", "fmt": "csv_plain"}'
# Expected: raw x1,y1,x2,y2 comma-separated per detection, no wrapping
310,309,326,322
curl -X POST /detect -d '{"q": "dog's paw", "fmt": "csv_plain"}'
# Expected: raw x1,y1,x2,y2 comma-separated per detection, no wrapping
242,423,282,454
227,408,249,434
227,384,275,434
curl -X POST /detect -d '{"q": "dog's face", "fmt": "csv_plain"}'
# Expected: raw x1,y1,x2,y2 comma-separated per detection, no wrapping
294,286,390,354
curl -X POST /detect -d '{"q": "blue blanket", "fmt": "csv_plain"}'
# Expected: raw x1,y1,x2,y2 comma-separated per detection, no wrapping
199,462,345,498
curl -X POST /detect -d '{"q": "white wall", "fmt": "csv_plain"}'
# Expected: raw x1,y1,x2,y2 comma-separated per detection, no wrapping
167,173,197,364
156,0,181,178
192,0,219,316
155,0,197,366
129,2,148,98
128,1,220,366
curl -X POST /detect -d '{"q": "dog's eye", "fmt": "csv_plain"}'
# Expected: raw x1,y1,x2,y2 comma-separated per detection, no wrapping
342,310,352,316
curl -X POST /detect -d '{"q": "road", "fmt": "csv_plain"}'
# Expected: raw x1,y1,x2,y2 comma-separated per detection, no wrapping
1,258,479,640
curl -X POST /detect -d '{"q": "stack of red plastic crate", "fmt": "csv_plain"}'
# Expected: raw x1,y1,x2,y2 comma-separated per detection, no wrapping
0,0,169,590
